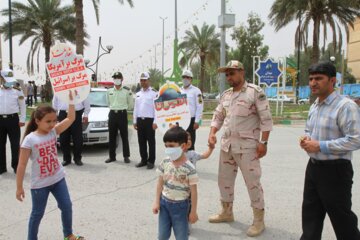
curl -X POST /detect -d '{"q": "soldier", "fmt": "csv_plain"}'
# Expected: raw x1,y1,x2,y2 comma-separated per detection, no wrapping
180,69,203,150
0,69,26,174
52,95,90,166
208,60,273,237
133,72,158,170
105,72,133,164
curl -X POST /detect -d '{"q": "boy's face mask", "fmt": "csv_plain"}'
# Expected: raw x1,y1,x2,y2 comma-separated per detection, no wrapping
165,146,183,161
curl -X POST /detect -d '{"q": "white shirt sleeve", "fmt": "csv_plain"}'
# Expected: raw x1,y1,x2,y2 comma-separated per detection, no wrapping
82,98,91,117
195,89,203,123
17,91,26,123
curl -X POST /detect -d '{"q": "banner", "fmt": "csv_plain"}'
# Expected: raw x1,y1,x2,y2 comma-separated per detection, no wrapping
154,81,191,133
46,43,90,104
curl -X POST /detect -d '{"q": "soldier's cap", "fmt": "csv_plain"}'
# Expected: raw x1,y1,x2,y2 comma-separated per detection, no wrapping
1,69,16,83
308,61,336,78
181,69,193,78
218,60,244,73
140,72,150,80
112,71,123,79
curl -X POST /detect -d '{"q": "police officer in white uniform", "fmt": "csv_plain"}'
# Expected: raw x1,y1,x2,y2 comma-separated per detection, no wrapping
180,69,203,150
52,95,90,166
133,72,158,169
0,69,26,174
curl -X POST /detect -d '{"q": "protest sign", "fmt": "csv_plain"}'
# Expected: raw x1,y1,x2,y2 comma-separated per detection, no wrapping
46,43,90,104
154,81,191,133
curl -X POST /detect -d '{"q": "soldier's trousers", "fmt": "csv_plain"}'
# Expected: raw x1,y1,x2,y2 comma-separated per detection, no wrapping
218,149,264,209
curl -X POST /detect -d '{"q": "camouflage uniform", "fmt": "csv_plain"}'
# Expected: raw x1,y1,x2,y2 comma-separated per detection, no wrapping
211,81,273,209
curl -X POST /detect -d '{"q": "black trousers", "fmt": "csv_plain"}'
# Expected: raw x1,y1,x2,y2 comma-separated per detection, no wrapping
58,110,84,163
108,110,130,159
27,95,33,106
301,158,360,240
0,114,20,172
186,117,196,151
137,118,155,164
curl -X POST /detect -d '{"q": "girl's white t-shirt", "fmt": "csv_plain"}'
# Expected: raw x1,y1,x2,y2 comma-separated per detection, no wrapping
21,129,65,189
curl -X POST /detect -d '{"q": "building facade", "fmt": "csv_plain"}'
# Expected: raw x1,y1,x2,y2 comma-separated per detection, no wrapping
348,18,360,83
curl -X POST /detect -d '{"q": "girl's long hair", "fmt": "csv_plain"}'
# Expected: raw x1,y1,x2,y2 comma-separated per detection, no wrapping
23,105,56,139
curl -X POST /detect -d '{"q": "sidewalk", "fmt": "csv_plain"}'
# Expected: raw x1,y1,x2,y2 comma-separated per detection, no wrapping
1,126,359,239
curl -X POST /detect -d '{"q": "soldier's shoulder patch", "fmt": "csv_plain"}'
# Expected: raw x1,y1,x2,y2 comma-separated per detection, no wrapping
123,86,130,90
258,93,267,101
151,88,158,92
248,83,263,92
221,88,232,97
18,96,24,100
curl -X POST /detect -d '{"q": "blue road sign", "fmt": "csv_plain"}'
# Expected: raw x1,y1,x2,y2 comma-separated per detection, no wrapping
256,59,282,87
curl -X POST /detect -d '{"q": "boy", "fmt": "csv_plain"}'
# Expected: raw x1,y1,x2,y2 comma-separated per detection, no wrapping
152,126,199,240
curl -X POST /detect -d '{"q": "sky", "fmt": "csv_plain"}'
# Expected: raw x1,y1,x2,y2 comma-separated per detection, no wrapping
0,0,299,85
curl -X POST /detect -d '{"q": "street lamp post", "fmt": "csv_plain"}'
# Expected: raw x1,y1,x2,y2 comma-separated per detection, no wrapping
160,16,167,83
8,0,13,69
295,10,302,104
84,36,113,81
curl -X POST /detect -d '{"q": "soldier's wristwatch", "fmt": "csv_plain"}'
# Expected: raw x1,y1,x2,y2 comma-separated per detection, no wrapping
259,140,268,146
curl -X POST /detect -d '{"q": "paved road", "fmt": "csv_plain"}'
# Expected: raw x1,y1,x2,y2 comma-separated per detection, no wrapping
1,125,359,239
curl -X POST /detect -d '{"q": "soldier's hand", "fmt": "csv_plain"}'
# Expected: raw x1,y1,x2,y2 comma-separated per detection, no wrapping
19,122,25,127
208,133,217,146
256,143,267,159
133,124,138,130
193,122,200,130
152,124,158,130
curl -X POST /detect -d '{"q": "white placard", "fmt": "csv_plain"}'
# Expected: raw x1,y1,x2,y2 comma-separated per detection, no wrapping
46,43,90,104
154,81,191,134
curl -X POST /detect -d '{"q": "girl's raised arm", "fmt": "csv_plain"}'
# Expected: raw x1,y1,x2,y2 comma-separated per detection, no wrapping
55,91,76,135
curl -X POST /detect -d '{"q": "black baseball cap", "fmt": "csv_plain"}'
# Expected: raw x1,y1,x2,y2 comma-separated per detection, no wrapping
308,61,336,78
112,72,123,78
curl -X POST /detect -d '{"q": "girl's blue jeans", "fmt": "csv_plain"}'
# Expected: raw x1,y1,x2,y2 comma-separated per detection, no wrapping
158,195,189,240
28,178,73,240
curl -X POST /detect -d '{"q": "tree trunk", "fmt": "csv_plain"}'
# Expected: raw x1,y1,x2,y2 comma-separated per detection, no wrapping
309,17,321,104
311,17,320,64
75,0,84,55
44,44,52,102
199,55,206,92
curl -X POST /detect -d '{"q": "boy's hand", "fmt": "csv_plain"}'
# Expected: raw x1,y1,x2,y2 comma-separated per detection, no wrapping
189,211,198,224
16,188,25,202
152,202,160,214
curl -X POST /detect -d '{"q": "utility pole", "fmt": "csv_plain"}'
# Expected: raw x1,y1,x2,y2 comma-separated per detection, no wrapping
218,0,234,94
8,0,13,70
295,10,302,104
160,16,167,82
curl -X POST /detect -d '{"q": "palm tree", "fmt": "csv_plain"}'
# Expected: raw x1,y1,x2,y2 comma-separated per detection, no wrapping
74,0,134,55
179,23,220,92
268,0,360,63
0,0,77,100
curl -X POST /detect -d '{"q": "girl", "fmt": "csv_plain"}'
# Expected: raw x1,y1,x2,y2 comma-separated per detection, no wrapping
16,91,85,240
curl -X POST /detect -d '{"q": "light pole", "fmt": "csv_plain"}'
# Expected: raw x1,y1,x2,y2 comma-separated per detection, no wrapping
160,16,167,83
218,0,234,94
85,36,113,81
295,10,302,104
8,0,13,69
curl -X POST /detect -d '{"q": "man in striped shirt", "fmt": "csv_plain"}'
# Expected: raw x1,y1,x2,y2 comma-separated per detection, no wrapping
300,61,360,240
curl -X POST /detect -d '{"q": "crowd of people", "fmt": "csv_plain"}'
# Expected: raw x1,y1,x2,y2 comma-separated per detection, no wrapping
1,60,360,240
